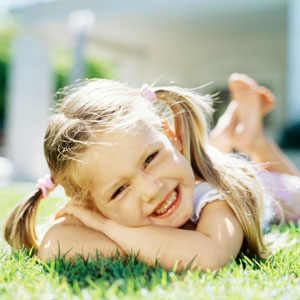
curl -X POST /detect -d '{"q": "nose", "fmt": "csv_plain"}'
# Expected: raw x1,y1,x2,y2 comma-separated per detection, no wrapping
136,173,163,203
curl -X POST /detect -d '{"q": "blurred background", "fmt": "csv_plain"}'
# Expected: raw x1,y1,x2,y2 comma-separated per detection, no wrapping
0,0,299,184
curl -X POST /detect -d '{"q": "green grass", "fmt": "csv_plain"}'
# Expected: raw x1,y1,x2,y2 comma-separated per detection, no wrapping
1,184,300,299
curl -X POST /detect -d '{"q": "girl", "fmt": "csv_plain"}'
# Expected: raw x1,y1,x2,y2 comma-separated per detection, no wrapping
4,73,300,271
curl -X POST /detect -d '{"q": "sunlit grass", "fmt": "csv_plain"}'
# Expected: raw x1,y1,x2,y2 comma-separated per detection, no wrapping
1,184,300,299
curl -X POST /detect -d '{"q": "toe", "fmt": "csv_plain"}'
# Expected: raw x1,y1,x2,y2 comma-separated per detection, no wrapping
258,86,276,116
228,73,259,98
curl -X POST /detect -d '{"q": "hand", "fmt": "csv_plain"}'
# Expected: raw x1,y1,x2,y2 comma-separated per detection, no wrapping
55,202,108,232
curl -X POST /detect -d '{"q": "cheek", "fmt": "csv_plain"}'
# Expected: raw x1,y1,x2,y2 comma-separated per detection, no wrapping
171,151,195,183
104,201,145,226
112,212,144,227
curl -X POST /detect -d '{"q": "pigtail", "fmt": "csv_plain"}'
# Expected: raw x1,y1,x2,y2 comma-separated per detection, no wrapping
155,87,266,257
155,87,215,178
4,189,43,251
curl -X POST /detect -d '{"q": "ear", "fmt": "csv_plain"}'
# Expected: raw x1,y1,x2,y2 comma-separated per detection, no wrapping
163,119,183,152
172,135,183,152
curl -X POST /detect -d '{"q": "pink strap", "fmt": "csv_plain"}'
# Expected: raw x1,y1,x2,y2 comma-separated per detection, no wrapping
35,174,57,198
140,84,157,103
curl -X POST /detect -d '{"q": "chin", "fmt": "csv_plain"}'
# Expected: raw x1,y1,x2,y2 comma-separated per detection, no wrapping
165,213,192,228
177,208,194,227
174,216,191,228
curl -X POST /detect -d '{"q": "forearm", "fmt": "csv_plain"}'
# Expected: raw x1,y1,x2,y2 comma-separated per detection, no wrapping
56,200,243,270
250,136,300,176
102,222,230,271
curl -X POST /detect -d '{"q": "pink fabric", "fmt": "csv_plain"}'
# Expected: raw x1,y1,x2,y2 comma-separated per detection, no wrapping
35,174,57,198
257,169,300,222
140,84,157,103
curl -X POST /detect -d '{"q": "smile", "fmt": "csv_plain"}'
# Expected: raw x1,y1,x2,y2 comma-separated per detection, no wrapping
151,186,181,218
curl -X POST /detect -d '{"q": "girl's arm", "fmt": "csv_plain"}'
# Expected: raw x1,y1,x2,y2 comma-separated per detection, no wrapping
38,216,125,261
56,200,243,271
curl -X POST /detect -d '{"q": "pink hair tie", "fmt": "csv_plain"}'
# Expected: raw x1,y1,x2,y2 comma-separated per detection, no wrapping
35,174,57,198
140,84,157,103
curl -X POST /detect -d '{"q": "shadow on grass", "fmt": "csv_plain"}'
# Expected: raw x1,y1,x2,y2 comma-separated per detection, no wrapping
39,250,195,293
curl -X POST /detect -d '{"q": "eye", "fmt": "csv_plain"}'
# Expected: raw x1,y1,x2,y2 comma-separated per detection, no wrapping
144,151,158,168
112,185,127,199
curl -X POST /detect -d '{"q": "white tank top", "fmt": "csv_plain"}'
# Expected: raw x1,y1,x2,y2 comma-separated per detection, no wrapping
189,181,275,230
189,182,223,224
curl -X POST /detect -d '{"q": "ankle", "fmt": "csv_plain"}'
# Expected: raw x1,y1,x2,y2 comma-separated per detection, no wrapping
248,135,270,156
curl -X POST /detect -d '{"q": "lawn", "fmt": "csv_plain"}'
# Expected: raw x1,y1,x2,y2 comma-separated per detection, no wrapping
1,184,300,300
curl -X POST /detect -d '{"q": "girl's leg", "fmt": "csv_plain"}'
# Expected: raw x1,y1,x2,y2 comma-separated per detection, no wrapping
210,73,300,222
228,74,299,176
249,138,300,177
209,100,239,153
210,75,275,154
210,73,299,176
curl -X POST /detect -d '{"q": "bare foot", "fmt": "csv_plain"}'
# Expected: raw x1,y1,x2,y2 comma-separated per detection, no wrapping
228,73,265,153
229,74,276,116
258,86,276,116
210,73,276,154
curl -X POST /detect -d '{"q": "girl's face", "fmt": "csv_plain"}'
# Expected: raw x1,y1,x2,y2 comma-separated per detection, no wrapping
85,124,195,228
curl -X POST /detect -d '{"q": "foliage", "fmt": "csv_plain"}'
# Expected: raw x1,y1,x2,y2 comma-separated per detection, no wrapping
54,50,115,92
0,26,17,130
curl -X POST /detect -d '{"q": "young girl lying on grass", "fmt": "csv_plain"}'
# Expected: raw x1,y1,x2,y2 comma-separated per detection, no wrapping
4,73,300,271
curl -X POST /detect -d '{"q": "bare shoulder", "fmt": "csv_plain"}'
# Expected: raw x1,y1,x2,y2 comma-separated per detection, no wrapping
196,200,244,258
37,216,123,261
196,200,244,235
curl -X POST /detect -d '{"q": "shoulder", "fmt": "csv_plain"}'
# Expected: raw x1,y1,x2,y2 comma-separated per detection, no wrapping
196,199,244,239
196,199,244,260
190,182,224,223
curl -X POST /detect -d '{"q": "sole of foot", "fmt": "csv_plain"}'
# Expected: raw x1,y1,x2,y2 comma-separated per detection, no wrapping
229,73,276,117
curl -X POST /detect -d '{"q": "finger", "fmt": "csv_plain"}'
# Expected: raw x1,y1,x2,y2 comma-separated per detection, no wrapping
54,212,66,220
54,204,78,220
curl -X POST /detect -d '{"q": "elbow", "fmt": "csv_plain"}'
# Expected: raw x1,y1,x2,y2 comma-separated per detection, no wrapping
37,227,68,261
186,256,231,272
163,253,233,273
189,249,237,272
37,247,50,261
37,239,59,261
200,256,230,272
197,247,240,272
199,244,240,272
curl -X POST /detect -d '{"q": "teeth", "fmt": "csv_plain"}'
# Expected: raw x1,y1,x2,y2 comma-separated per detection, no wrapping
155,190,177,215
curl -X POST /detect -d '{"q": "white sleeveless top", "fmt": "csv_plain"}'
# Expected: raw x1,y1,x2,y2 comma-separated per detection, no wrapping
189,182,223,224
189,181,275,230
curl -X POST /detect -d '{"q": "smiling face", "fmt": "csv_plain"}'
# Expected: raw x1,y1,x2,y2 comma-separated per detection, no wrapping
84,124,195,228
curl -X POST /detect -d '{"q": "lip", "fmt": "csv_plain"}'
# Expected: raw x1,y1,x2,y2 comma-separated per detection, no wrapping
150,185,181,218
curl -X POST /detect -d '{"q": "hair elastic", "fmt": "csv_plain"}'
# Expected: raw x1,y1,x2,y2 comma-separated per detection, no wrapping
140,83,157,103
35,174,57,198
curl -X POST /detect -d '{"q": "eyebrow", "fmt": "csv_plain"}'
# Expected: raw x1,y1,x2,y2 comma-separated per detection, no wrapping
102,141,161,200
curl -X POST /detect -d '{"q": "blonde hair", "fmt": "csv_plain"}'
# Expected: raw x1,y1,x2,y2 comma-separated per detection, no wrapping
4,79,266,255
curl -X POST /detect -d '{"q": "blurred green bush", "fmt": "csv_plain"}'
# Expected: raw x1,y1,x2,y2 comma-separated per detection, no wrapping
0,28,15,131
0,28,116,133
54,50,115,92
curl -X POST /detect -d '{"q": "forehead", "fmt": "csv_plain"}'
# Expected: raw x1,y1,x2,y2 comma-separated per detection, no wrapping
89,124,162,155
84,125,164,184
